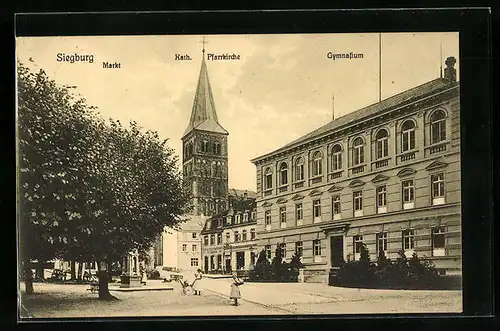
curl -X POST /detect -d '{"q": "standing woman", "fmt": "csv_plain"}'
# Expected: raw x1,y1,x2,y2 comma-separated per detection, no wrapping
230,272,244,306
192,269,203,295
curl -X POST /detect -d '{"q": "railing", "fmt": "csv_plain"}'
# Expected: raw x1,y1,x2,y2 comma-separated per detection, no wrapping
400,151,416,162
351,165,364,174
429,143,447,155
294,181,304,189
374,159,388,169
328,171,343,180
311,176,323,184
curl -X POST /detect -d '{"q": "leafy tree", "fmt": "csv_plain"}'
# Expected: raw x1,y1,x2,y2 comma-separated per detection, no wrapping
17,62,191,299
288,252,304,282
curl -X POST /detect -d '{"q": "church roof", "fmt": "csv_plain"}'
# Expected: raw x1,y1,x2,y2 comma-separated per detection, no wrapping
251,78,458,163
228,188,257,199
183,59,228,138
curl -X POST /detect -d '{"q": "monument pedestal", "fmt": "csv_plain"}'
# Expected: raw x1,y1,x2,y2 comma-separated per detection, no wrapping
120,275,142,288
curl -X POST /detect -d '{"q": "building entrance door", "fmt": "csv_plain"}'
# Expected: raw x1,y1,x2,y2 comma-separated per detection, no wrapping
204,256,209,273
225,258,231,273
236,251,245,270
330,236,344,267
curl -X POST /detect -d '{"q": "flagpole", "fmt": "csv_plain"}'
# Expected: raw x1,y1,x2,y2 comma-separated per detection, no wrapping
379,33,382,102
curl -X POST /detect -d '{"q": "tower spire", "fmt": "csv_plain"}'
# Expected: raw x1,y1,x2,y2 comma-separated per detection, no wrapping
440,41,443,78
201,36,208,57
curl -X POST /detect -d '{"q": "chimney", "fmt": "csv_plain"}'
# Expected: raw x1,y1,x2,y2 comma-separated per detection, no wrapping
444,56,457,82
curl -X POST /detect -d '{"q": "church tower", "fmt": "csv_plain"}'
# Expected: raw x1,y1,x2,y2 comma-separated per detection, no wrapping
182,42,229,217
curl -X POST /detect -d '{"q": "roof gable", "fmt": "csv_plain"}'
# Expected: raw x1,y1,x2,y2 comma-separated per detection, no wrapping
397,168,416,177
371,173,390,183
349,179,365,188
425,160,448,171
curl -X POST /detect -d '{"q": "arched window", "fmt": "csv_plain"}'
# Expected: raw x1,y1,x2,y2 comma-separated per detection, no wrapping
279,162,288,186
264,167,273,190
330,144,342,171
202,140,209,153
295,157,304,181
352,137,364,165
401,120,416,152
213,142,221,155
430,110,446,144
211,161,216,177
311,151,323,177
375,129,389,159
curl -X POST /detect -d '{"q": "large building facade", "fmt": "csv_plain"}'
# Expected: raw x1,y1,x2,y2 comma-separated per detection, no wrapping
251,57,461,283
201,190,258,274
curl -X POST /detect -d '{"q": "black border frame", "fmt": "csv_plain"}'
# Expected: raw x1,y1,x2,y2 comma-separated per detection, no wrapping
8,8,494,327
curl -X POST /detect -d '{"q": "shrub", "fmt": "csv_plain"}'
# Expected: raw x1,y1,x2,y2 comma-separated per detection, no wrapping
148,269,160,280
249,248,303,283
249,250,271,282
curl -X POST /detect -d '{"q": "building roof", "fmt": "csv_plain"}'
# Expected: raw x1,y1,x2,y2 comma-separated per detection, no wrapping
228,188,257,199
178,215,209,232
183,59,228,138
251,78,458,163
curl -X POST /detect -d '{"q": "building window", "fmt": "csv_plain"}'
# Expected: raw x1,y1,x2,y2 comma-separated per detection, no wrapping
192,244,197,252
235,214,241,224
295,157,305,181
311,151,323,177
402,229,415,254
295,241,303,256
376,232,388,254
376,185,387,213
353,235,363,259
375,129,389,159
243,213,248,222
313,199,321,223
265,244,272,259
182,244,187,252
242,230,247,241
431,173,445,205
217,233,222,245
190,258,199,267
204,236,209,246
430,110,447,144
202,140,209,153
432,226,446,257
210,234,215,246
226,216,232,225
332,195,341,220
251,211,256,220
279,243,286,258
264,168,273,190
279,162,288,186
250,228,256,240
280,207,287,228
214,142,221,155
295,203,304,226
234,231,240,242
331,144,342,171
401,120,416,152
353,190,363,217
265,210,272,230
192,232,197,239
402,180,415,209
225,232,230,243
352,137,364,165
313,239,322,262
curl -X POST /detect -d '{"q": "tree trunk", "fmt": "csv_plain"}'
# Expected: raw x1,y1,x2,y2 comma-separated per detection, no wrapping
77,261,83,281
97,260,118,301
70,260,76,280
24,263,34,294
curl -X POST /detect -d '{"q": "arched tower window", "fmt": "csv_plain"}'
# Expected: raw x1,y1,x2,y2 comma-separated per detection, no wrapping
430,110,446,144
279,162,288,186
295,157,304,182
375,129,389,159
352,137,364,165
401,120,416,152
311,151,323,177
330,144,342,172
202,140,209,153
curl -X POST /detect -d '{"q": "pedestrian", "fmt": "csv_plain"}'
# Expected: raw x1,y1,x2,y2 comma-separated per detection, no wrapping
230,272,244,306
192,268,203,295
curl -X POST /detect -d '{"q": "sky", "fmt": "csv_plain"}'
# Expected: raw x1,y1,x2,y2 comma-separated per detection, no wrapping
16,32,459,192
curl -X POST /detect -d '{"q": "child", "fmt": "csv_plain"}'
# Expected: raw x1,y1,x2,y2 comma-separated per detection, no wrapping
192,269,203,295
230,272,244,306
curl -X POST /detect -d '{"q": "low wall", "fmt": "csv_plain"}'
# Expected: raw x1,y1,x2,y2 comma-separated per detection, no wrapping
302,268,328,283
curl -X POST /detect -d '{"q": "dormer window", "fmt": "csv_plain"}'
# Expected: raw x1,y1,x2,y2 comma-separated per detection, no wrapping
235,214,241,224
226,216,232,225
251,211,256,220
243,213,248,222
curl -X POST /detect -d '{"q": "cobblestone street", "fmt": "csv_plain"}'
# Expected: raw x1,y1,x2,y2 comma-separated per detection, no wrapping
20,278,462,318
